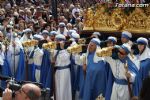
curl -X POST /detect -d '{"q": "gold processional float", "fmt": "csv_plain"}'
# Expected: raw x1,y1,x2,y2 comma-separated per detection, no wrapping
83,4,150,34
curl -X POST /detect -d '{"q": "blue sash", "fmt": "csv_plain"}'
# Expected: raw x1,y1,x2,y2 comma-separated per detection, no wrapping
115,78,128,85
35,65,41,70
55,65,70,70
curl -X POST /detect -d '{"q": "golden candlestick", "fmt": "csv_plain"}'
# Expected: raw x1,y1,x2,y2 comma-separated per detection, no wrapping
67,44,83,54
96,47,113,57
42,42,57,50
22,40,38,47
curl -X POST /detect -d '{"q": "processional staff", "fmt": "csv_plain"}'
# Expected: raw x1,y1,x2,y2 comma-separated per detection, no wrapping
124,60,133,99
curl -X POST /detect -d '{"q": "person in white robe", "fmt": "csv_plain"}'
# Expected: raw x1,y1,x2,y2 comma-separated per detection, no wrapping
20,28,33,43
41,30,50,41
49,31,57,42
121,31,133,47
56,22,68,37
136,37,150,78
70,31,80,46
20,28,34,81
121,31,136,62
30,34,44,83
7,32,23,77
67,30,77,38
20,28,34,54
106,36,117,47
69,32,81,99
53,34,72,100
103,44,137,100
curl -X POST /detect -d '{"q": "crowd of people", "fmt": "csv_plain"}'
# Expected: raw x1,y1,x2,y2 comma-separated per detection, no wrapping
0,0,150,100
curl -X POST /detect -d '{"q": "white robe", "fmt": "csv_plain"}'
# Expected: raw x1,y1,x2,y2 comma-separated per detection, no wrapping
56,27,68,36
33,48,43,83
104,57,135,100
7,38,23,75
136,47,150,62
130,47,150,71
54,50,72,100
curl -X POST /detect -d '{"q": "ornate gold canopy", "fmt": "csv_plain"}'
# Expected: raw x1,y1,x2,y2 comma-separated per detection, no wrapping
83,4,150,34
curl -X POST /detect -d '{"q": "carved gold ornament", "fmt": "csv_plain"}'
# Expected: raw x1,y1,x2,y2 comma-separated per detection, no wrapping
83,4,150,34
111,8,126,30
93,5,110,31
123,8,147,33
83,8,94,31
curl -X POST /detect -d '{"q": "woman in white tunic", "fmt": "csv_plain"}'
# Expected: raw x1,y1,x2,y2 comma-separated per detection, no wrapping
54,34,72,100
30,34,44,82
103,44,138,100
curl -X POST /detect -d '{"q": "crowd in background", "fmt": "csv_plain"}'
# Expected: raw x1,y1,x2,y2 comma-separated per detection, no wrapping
0,0,87,37
0,0,150,100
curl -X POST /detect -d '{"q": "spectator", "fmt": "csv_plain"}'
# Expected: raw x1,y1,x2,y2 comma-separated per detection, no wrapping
3,83,41,100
